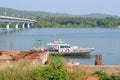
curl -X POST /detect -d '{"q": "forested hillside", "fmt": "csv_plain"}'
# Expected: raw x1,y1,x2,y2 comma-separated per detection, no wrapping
0,7,120,28
34,16,120,28
0,7,119,18
0,7,73,19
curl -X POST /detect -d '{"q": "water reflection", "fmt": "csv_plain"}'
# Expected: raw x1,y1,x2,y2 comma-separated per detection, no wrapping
0,28,25,35
64,54,95,65
0,28,30,50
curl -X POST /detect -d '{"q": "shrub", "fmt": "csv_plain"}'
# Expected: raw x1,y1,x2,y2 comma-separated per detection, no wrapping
111,75,120,80
32,55,68,80
93,70,112,80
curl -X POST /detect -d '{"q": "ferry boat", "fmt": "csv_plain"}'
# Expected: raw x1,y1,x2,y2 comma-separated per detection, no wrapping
33,39,94,56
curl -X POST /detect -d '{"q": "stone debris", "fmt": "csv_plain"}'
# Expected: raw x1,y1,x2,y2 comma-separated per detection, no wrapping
0,50,49,65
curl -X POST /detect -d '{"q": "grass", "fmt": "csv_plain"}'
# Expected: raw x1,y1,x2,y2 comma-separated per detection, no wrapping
0,56,120,80
0,56,68,80
0,62,34,80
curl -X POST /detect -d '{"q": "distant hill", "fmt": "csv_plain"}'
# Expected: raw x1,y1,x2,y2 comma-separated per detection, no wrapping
0,7,119,18
0,7,73,19
81,13,119,18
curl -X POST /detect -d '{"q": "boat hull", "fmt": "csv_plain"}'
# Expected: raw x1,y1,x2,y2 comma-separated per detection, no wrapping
50,51,90,56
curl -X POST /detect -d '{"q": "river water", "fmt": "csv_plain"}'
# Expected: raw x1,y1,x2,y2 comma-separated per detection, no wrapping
0,28,120,65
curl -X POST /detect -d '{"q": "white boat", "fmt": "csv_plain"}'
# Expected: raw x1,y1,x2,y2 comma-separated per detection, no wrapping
39,39,94,56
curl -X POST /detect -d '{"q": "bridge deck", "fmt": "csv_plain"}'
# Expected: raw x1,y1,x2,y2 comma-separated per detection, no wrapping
0,15,37,22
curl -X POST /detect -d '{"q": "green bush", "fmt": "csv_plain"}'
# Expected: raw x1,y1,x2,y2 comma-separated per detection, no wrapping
32,55,68,80
32,65,68,80
111,75,120,80
93,70,112,80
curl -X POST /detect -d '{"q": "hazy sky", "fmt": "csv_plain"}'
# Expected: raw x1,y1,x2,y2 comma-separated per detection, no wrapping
0,0,120,16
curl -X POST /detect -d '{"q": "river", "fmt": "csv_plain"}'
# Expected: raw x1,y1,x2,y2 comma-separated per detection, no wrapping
0,28,120,65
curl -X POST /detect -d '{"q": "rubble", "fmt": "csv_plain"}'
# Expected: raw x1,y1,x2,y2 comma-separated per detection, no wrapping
0,50,49,65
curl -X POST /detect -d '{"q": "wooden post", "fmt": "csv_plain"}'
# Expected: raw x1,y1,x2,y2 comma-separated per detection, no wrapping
95,54,103,65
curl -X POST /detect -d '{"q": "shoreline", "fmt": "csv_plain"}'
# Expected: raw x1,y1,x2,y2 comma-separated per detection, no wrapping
65,61,120,74
0,50,120,75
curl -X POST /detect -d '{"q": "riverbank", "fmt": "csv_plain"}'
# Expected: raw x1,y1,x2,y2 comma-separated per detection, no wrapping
0,51,120,80
0,50,120,75
65,62,120,75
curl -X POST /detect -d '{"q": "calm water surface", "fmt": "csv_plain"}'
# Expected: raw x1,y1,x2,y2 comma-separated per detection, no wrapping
0,28,120,65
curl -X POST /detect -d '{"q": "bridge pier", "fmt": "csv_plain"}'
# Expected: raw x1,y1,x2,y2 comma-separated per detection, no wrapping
22,23,25,29
0,16,37,29
5,22,10,29
15,22,19,29
27,23,30,29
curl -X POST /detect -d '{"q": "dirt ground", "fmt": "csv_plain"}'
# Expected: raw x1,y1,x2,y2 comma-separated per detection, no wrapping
65,62,120,75
0,50,49,65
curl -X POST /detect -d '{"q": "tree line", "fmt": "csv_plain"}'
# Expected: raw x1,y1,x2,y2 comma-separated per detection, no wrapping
34,16,120,28
0,16,120,28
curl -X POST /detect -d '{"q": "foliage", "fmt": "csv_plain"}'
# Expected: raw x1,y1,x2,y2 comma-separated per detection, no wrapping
93,70,120,80
0,7,71,19
34,16,120,28
0,56,87,80
0,22,5,27
32,55,68,80
0,62,34,80
111,75,120,80
33,64,67,80
0,59,68,80
67,72,80,80
49,55,88,80
1,58,120,80
67,70,88,80
0,7,119,19
0,7,120,28
93,70,112,80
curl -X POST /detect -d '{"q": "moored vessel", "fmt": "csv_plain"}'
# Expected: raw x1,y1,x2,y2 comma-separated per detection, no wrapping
33,39,94,56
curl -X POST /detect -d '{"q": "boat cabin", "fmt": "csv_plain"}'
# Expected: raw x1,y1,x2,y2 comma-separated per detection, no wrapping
47,39,73,53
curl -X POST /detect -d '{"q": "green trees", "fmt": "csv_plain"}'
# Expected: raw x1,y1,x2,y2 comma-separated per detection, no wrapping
0,22,5,28
34,16,120,28
0,16,119,28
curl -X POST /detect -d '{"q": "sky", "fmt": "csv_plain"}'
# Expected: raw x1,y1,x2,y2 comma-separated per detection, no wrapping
0,0,120,16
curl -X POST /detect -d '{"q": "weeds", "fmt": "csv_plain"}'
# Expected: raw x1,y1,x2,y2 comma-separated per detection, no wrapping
0,56,120,80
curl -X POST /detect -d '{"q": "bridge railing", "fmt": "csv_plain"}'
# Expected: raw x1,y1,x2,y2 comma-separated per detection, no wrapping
0,15,37,29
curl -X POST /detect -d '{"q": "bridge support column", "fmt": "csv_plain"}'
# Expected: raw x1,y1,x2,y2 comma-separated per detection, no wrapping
22,23,25,29
27,23,30,29
5,22,10,29
15,22,19,29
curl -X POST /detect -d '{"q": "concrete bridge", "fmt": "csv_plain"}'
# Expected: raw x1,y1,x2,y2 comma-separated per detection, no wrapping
0,16,37,29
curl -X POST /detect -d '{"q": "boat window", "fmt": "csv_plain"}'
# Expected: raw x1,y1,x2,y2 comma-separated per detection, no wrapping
65,46,70,48
60,46,70,48
60,46,64,48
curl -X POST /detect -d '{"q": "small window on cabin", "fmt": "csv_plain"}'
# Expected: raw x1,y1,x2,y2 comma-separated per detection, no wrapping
65,46,70,48
60,46,65,48
60,46,70,48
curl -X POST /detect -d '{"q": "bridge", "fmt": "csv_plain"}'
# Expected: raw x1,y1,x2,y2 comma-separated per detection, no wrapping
0,15,37,29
